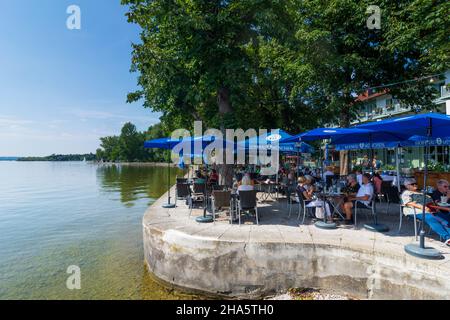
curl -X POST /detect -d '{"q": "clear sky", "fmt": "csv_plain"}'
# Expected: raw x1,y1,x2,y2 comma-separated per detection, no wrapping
0,0,160,156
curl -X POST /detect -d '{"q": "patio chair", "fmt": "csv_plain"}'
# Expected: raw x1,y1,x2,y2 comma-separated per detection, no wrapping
176,177,188,184
289,188,313,224
191,182,207,210
193,182,206,199
378,181,399,215
174,183,194,217
353,198,376,229
286,183,298,214
237,190,259,225
211,190,231,223
175,183,191,206
212,184,225,191
398,205,429,241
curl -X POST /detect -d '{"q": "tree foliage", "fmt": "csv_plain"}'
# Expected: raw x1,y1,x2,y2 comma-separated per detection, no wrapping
122,0,449,132
96,122,168,162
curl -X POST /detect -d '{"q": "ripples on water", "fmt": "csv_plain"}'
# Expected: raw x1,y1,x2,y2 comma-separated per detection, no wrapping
0,161,199,299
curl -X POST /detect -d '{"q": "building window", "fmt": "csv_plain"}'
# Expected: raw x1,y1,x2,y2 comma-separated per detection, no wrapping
386,98,394,111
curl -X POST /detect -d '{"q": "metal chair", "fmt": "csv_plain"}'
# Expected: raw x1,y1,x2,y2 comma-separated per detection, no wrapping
237,190,259,225
211,190,231,223
354,198,376,229
398,205,429,241
378,181,400,215
288,188,313,224
175,183,193,217
176,177,188,184
192,183,206,200
175,183,191,206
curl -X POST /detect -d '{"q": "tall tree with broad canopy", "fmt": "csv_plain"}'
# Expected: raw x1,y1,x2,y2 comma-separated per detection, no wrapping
122,0,449,173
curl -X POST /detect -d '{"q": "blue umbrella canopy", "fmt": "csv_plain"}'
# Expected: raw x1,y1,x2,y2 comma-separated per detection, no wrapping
354,112,450,138
144,135,214,150
145,135,236,165
334,135,450,150
281,128,378,143
237,129,314,153
332,113,450,150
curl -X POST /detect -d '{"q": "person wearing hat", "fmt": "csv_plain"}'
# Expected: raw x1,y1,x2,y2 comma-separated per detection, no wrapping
401,178,450,247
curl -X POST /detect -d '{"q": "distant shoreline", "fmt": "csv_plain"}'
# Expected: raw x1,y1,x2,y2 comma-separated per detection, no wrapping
0,159,177,167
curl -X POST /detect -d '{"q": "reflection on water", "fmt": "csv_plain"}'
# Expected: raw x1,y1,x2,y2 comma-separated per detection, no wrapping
99,165,174,206
0,161,197,299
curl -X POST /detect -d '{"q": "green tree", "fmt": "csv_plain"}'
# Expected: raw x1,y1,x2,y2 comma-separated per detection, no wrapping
98,136,121,161
284,0,448,127
119,122,146,161
122,0,299,131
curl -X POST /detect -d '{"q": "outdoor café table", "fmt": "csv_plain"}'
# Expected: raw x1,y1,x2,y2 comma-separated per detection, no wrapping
323,192,346,220
314,192,346,221
257,180,279,202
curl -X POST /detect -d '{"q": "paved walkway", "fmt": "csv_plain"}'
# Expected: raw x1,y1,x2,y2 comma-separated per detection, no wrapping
145,187,450,262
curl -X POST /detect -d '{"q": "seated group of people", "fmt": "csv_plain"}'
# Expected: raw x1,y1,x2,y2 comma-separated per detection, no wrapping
194,168,219,185
295,172,375,225
401,178,450,246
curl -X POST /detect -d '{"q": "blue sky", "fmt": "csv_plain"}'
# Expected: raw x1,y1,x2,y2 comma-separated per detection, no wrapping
0,0,160,156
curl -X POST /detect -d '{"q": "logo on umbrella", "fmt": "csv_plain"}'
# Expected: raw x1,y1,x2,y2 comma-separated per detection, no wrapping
266,134,281,142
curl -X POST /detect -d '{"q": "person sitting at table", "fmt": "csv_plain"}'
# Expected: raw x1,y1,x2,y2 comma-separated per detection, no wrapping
431,179,450,204
304,175,316,191
238,174,254,192
208,169,219,185
341,174,360,196
372,171,383,195
430,179,450,223
401,178,450,247
194,171,207,184
296,176,314,201
342,173,374,225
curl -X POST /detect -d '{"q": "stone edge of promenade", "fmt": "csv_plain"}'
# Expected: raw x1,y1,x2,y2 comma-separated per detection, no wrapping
142,184,450,299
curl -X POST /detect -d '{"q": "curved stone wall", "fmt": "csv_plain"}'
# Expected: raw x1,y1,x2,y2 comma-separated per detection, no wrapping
143,223,450,299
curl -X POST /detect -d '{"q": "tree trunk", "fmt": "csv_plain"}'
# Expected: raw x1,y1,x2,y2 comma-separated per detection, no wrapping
339,106,351,176
217,86,234,186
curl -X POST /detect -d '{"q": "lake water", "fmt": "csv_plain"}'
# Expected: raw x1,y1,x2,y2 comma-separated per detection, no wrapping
0,161,198,299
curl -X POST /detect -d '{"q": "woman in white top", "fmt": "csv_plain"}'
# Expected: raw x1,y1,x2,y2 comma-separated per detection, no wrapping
342,173,374,225
238,174,254,192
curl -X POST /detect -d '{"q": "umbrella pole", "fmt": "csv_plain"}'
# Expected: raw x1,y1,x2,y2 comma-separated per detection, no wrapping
395,146,401,192
315,141,337,229
364,133,389,232
162,152,176,209
405,117,440,259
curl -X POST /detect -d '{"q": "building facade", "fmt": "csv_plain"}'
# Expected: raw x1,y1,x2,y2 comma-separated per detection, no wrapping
347,71,450,171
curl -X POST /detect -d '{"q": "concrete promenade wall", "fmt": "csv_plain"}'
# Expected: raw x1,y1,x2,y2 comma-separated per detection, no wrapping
143,187,450,299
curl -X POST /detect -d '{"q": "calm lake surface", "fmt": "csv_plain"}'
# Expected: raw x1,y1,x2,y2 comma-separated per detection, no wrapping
0,161,197,299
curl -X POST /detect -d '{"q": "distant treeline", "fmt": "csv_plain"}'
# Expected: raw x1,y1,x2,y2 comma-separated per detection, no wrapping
95,122,168,163
18,154,96,162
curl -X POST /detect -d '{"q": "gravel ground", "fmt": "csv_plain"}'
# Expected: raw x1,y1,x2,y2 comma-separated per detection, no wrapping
266,288,353,300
